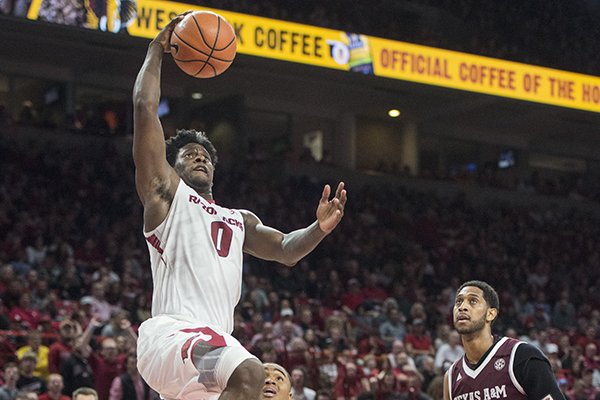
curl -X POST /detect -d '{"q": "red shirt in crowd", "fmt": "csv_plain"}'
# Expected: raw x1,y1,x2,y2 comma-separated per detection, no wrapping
38,392,70,400
48,341,73,374
89,352,125,400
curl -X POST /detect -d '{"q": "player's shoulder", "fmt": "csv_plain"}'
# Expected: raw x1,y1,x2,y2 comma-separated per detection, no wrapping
512,339,549,362
238,209,261,223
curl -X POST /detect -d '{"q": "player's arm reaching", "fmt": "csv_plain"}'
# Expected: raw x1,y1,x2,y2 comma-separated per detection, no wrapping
132,13,188,230
241,182,346,266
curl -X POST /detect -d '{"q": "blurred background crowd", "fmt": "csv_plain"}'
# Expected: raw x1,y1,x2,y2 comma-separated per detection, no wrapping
1,0,600,400
0,135,599,400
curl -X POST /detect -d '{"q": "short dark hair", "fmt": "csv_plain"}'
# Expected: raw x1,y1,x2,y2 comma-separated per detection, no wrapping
165,129,218,167
457,280,500,311
72,387,98,399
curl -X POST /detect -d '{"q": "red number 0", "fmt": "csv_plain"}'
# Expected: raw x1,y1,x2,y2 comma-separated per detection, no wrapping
211,221,233,257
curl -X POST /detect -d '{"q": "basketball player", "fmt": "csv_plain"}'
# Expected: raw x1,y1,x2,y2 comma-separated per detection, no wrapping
132,13,347,400
261,363,292,400
443,280,565,400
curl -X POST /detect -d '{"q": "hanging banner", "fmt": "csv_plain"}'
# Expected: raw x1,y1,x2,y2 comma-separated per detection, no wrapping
14,0,600,112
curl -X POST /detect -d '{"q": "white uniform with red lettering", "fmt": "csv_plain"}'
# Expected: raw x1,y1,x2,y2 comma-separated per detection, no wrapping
137,179,256,400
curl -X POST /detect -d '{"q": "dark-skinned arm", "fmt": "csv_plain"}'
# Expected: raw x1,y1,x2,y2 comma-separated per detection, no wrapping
132,13,190,229
242,182,347,266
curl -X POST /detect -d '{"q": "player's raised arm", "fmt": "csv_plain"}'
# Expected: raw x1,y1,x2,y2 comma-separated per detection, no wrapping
242,182,347,266
132,14,188,208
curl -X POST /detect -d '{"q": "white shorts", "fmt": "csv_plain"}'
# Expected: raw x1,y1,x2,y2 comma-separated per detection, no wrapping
137,314,257,400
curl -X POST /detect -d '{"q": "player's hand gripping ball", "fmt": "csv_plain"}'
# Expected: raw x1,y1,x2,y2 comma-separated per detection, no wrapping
170,11,237,78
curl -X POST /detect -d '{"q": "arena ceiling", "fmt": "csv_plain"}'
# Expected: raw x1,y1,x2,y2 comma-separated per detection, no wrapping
3,16,600,161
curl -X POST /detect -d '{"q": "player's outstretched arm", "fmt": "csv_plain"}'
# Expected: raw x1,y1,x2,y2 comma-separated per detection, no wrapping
132,14,188,208
242,182,346,266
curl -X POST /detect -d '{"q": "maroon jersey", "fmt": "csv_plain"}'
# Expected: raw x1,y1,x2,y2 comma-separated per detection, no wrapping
447,337,527,400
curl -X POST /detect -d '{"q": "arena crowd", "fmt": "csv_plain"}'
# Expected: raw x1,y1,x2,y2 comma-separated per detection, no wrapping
0,133,599,400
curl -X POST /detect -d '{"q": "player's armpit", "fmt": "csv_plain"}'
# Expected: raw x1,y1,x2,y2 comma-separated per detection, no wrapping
240,210,287,263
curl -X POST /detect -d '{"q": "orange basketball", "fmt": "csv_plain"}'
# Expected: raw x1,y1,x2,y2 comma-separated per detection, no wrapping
170,11,237,78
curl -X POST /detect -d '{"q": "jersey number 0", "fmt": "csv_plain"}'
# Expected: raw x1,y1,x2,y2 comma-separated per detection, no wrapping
211,221,233,257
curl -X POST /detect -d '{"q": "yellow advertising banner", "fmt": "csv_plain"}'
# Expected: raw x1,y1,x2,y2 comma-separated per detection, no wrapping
126,1,347,70
26,0,600,113
369,38,600,113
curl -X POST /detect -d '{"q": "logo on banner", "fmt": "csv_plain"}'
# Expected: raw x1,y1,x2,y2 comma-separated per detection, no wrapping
327,32,373,74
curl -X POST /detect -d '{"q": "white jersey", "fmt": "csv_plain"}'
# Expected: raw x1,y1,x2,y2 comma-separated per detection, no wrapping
144,179,245,334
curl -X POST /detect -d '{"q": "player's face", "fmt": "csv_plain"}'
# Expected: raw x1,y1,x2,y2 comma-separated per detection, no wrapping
262,364,292,400
453,286,496,335
176,143,215,190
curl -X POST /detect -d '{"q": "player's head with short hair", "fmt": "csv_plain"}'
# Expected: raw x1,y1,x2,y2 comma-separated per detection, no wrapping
457,280,499,311
72,387,98,400
262,362,292,400
166,129,218,167
454,280,500,334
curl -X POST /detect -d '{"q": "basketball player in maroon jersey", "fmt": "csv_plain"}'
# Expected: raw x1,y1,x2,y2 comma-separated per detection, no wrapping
133,13,346,400
443,280,565,400
261,363,292,400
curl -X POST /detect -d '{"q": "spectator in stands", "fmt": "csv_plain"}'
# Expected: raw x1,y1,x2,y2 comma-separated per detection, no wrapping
290,366,316,400
9,293,42,330
25,236,47,267
341,279,366,313
318,344,339,389
378,308,407,349
99,312,136,340
386,340,415,370
16,352,46,395
552,290,577,330
333,362,369,400
417,355,436,394
356,333,386,359
315,389,331,400
128,294,151,327
48,320,80,374
60,335,94,397
71,387,97,400
0,362,19,400
81,318,123,400
79,283,117,324
404,319,434,361
392,351,424,392
14,392,38,400
38,374,69,400
360,273,388,304
373,370,399,399
0,333,18,368
524,304,551,331
273,307,303,339
17,331,49,379
433,330,463,373
566,368,600,399
108,352,155,400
